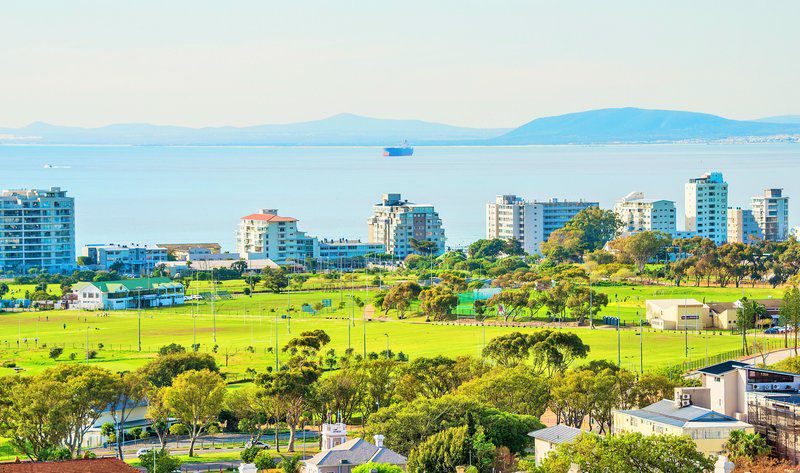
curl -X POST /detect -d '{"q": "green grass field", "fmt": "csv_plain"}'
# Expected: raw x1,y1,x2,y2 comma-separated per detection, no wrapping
0,287,767,378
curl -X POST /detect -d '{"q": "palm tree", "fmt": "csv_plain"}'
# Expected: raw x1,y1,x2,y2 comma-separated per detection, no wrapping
725,430,770,462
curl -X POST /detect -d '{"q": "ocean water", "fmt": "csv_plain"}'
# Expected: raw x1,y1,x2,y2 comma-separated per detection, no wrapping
1,143,798,250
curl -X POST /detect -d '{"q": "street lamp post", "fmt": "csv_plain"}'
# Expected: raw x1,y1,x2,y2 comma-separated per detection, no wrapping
137,287,143,352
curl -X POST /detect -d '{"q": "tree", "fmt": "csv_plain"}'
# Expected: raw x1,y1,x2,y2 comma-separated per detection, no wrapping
0,375,72,460
138,449,182,473
109,371,149,460
724,430,770,463
225,386,268,444
157,343,186,356
737,298,768,356
780,286,800,355
280,453,302,473
406,425,482,473
40,364,119,457
629,372,679,408
230,259,247,276
396,356,466,401
48,346,63,359
536,432,714,473
410,238,439,256
382,282,422,319
283,330,331,356
0,282,8,298
487,289,531,322
258,366,321,452
468,239,507,259
481,332,533,367
139,352,219,388
144,387,171,450
565,286,609,325
163,369,226,456
609,231,672,272
262,267,289,293
352,462,403,473
457,366,550,418
419,285,458,321
541,208,620,262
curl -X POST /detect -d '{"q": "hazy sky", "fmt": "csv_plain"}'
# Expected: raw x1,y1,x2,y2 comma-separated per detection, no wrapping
2,1,798,128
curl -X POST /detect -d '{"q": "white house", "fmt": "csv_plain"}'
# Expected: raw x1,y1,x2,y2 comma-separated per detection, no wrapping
72,277,185,310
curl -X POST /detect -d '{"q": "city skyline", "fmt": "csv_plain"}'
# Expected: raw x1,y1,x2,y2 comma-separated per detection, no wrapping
2,1,799,128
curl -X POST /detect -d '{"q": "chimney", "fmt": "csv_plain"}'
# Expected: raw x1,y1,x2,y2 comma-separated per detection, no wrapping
373,434,385,448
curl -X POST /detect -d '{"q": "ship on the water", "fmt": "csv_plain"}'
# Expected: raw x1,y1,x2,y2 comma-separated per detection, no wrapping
383,141,414,157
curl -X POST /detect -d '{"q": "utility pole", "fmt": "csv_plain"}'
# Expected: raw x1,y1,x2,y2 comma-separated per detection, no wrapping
617,316,621,367
588,277,593,329
639,311,643,373
137,287,142,352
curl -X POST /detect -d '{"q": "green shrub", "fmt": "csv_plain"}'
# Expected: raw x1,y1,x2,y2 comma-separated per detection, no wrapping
254,450,276,470
49,346,63,359
2,361,16,368
169,423,189,436
240,446,260,463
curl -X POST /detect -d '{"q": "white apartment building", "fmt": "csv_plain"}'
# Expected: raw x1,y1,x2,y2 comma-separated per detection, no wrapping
0,187,75,274
614,191,677,237
486,195,598,255
367,194,445,258
685,172,728,245
82,243,168,275
726,208,763,244
751,188,790,242
236,209,320,265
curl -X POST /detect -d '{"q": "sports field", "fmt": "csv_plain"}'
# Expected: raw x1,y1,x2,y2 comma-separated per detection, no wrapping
0,286,771,378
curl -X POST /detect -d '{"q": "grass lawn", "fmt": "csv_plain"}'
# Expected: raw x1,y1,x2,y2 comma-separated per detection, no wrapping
0,288,762,376
0,438,18,462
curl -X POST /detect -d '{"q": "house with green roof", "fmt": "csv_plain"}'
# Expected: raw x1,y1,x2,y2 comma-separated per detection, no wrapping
72,277,185,310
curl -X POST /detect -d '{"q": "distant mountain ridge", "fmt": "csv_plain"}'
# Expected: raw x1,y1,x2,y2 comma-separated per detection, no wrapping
489,107,800,145
1,108,799,146
0,113,507,146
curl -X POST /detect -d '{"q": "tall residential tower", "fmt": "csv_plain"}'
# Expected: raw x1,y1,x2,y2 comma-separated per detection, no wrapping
367,193,445,258
614,191,677,237
750,188,789,242
685,172,728,245
0,187,75,274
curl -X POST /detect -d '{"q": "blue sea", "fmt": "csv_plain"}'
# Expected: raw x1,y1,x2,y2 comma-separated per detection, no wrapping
1,143,798,250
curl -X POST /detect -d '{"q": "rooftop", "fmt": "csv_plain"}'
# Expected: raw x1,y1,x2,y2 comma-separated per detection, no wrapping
305,438,407,467
74,277,181,293
241,213,297,222
616,400,749,429
646,299,707,310
697,360,751,376
528,424,583,445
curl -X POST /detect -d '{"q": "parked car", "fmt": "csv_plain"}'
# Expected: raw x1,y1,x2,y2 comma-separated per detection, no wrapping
136,448,151,457
245,440,269,449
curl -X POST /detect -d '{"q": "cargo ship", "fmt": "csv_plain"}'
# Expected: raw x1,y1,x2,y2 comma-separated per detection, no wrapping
383,141,414,157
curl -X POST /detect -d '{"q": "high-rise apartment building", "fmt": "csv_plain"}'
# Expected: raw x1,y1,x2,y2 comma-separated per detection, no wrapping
0,187,75,274
726,208,763,244
367,193,445,258
685,172,728,245
236,209,320,265
750,188,789,242
614,191,677,237
486,195,598,255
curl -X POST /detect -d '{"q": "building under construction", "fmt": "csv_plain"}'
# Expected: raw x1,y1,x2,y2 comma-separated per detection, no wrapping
747,393,800,464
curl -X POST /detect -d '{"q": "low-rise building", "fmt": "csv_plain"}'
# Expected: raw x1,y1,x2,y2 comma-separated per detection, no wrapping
696,361,800,464
613,396,753,455
528,424,583,467
645,299,711,330
318,239,385,261
82,243,168,275
707,299,782,330
304,423,406,473
157,243,222,261
72,277,184,310
614,191,677,237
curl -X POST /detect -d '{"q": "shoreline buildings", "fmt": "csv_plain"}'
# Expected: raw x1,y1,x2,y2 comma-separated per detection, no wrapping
685,172,729,245
727,207,763,244
751,188,790,242
236,209,319,265
367,193,445,258
81,243,168,275
614,191,677,237
0,187,75,274
485,195,598,255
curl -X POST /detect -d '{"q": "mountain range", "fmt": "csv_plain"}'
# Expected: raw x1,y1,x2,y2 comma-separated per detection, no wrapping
1,108,799,146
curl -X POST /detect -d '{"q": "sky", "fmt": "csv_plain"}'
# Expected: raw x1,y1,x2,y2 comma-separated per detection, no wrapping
1,1,799,129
